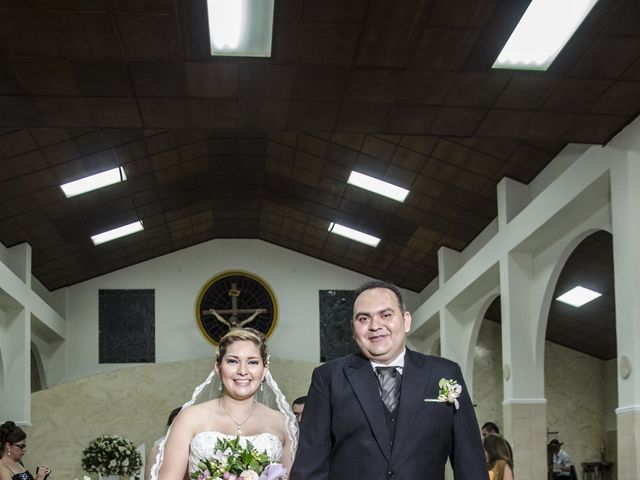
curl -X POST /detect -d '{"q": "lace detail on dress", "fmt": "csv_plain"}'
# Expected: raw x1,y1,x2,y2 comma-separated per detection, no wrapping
189,431,284,474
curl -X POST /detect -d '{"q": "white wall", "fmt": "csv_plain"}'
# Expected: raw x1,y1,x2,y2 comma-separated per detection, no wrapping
61,238,403,383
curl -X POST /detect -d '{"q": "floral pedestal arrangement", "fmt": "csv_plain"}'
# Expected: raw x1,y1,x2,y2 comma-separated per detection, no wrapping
82,435,142,480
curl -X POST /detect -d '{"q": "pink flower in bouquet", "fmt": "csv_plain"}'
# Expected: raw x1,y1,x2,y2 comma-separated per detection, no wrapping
259,463,287,480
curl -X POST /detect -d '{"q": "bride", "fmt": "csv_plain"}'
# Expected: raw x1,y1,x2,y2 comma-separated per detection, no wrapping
152,328,296,480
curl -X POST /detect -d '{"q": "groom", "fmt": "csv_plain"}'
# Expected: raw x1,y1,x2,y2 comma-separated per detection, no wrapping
290,280,488,480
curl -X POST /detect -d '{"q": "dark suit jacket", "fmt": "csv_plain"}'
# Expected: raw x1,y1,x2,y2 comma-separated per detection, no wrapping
290,348,488,480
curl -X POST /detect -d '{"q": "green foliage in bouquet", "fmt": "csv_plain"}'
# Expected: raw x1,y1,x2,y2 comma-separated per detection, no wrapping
81,434,143,476
191,436,271,479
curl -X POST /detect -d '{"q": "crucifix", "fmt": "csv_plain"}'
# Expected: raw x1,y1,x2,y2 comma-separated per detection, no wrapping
202,283,267,330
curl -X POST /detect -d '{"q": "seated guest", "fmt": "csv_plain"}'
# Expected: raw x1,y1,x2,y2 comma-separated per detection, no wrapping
0,421,51,480
548,439,572,479
484,434,514,480
292,396,306,427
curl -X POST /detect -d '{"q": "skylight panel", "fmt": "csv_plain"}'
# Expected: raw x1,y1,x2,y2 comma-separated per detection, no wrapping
61,166,127,198
348,171,410,202
556,286,601,307
328,222,381,248
91,221,144,246
493,0,600,71
207,0,274,57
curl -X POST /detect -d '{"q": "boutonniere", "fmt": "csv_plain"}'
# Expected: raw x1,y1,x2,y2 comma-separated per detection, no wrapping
424,378,462,409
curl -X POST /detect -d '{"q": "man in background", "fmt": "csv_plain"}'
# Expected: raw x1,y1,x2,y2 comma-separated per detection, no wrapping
292,396,306,427
145,407,182,480
481,421,501,439
548,439,572,479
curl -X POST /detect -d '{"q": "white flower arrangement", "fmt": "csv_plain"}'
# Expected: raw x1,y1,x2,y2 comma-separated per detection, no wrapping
81,435,143,477
424,378,462,409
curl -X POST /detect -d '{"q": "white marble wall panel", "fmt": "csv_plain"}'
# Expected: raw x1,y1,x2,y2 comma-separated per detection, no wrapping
473,320,504,431
473,318,609,474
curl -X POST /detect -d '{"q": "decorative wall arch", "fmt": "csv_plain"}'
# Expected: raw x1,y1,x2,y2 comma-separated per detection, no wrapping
465,289,501,393
30,341,46,391
469,291,501,358
408,311,441,357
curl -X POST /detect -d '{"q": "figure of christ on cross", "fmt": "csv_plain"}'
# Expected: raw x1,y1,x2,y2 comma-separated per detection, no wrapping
202,283,267,331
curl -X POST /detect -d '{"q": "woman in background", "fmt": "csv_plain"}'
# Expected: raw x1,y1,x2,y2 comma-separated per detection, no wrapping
484,434,514,480
0,421,50,480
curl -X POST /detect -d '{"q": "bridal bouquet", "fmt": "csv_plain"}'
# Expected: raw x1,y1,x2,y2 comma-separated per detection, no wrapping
191,436,287,480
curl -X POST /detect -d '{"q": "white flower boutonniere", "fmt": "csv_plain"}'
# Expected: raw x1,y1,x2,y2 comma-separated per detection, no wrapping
424,378,462,409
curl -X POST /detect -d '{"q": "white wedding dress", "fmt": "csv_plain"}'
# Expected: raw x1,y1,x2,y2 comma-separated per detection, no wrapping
188,431,284,475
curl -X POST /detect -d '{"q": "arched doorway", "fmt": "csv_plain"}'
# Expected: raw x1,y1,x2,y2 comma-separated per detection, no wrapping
544,230,616,477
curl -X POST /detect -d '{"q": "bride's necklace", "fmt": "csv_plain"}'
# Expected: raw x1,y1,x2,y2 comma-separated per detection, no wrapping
219,398,256,435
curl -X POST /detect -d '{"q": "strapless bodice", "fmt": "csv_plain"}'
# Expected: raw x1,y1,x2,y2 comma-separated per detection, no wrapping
188,431,283,474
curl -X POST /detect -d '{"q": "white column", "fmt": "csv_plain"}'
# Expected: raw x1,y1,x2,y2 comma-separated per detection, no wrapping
500,251,547,480
0,242,33,424
610,150,640,480
0,306,31,424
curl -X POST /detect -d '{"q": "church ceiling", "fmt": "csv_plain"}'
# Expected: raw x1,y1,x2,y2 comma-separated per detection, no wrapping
0,0,634,359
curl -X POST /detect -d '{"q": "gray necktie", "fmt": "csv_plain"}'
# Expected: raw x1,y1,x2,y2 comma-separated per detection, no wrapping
376,367,401,412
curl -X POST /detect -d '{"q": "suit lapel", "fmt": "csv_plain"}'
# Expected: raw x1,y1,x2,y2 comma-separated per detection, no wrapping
391,349,435,460
344,355,392,461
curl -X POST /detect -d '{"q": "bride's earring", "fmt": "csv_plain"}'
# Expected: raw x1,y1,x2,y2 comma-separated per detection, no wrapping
260,379,265,392
219,383,223,392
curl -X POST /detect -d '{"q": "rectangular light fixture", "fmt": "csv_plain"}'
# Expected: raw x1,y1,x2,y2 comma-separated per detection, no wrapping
556,286,602,307
207,0,274,57
61,166,127,198
91,221,144,246
328,222,380,247
348,171,410,202
493,0,600,70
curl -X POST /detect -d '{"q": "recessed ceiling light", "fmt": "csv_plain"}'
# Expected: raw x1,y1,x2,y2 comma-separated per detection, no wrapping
493,0,600,71
328,222,380,247
61,166,127,198
207,0,274,57
91,221,144,246
556,286,602,307
348,171,410,202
